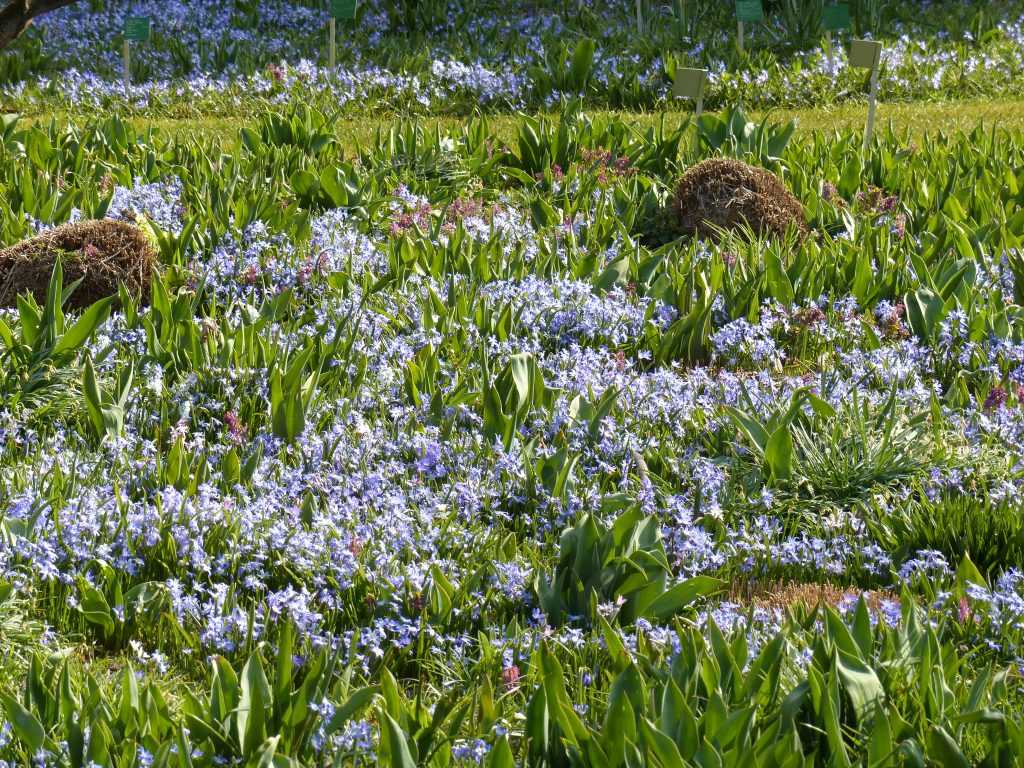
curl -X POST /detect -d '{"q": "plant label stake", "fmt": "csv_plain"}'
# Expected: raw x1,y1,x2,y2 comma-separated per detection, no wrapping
673,67,708,117
822,3,849,53
849,39,882,152
329,17,336,69
122,16,150,94
328,0,358,70
735,0,762,54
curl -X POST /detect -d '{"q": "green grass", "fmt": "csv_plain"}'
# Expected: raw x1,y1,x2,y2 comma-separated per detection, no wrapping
27,97,1024,150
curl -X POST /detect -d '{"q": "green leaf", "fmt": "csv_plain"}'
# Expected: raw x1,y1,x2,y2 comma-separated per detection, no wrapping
822,670,851,767
82,356,106,439
525,685,550,760
382,712,418,768
211,656,240,723
274,621,295,713
951,708,1005,725
538,644,587,740
507,352,534,410
17,295,40,347
904,288,948,343
765,252,794,305
724,406,770,454
252,736,282,768
764,426,793,482
119,663,140,731
835,651,885,725
77,578,115,634
321,167,354,207
487,735,515,768
867,704,892,766
53,296,114,357
239,653,272,758
595,256,629,293
428,564,455,622
955,553,987,593
838,155,862,200
290,169,320,205
124,581,167,621
325,686,380,735
926,726,969,768
240,127,263,152
2,695,45,752
43,255,65,341
568,37,596,90
0,316,13,348
529,197,559,229
598,613,630,670
851,597,873,660
642,577,724,622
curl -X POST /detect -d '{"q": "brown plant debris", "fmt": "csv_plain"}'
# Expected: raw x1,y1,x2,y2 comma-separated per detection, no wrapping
672,157,807,240
0,220,157,309
730,579,896,614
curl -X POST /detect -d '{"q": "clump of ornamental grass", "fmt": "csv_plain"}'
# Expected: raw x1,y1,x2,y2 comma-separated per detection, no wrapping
872,494,1024,576
671,157,807,241
0,220,156,309
788,406,928,506
0,587,44,670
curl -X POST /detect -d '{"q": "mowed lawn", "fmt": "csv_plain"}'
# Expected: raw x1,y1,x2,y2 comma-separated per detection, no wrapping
26,96,1024,148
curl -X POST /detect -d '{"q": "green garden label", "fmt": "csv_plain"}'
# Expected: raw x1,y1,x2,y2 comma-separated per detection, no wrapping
673,67,708,101
330,0,358,20
822,3,850,31
849,39,882,69
735,0,763,23
123,16,151,43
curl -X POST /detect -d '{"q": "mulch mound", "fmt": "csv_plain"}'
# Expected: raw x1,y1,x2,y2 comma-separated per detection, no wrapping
672,157,807,240
0,220,157,309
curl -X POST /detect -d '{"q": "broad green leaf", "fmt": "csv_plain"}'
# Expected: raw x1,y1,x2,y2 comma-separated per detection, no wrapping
569,37,596,89
53,296,114,357
2,695,45,752
835,651,884,724
17,295,40,347
724,406,770,454
530,197,559,229
955,553,987,592
0,316,13,348
642,577,724,622
867,704,893,766
382,712,418,768
926,726,969,768
765,251,794,304
764,426,793,482
487,735,515,768
82,356,105,439
290,169,320,204
239,653,272,758
904,288,947,343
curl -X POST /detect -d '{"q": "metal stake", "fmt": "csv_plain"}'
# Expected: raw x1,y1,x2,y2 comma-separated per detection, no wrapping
329,17,337,70
123,40,131,95
863,64,878,152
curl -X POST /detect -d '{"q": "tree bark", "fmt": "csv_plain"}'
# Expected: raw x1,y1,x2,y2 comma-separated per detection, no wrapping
0,0,79,51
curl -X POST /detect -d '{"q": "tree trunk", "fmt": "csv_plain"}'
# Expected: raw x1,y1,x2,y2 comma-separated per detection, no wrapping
0,0,79,51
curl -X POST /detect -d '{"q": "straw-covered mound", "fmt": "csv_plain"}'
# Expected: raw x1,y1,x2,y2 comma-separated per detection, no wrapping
0,220,157,309
672,158,807,240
